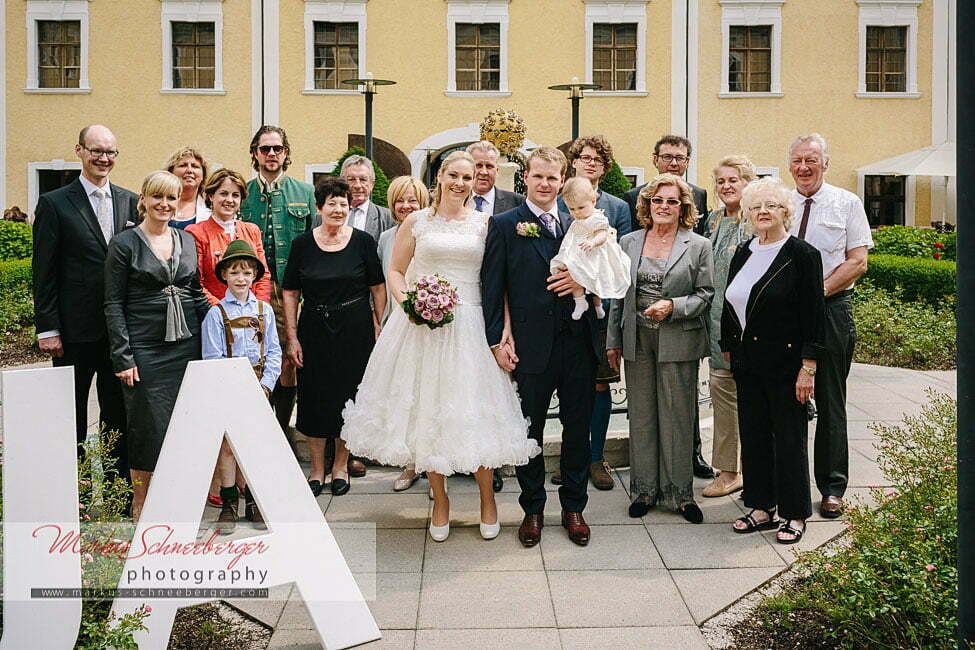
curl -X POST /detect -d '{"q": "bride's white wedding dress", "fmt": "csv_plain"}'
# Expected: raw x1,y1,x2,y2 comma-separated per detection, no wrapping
341,208,541,475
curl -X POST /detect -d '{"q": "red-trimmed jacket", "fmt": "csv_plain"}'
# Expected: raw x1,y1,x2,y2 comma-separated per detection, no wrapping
186,217,271,305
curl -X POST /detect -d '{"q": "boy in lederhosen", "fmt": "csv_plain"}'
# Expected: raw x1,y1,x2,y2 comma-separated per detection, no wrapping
201,239,282,533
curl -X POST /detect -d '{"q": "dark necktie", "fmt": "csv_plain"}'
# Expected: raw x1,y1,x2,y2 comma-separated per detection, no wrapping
474,195,485,212
797,198,813,240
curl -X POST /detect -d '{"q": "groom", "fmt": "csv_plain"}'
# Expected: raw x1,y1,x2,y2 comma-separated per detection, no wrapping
481,147,601,547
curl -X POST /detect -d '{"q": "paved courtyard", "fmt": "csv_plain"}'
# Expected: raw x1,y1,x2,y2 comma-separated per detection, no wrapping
1,361,956,649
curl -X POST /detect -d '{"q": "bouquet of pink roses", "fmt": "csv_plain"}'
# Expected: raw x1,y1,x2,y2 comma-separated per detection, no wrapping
401,274,460,329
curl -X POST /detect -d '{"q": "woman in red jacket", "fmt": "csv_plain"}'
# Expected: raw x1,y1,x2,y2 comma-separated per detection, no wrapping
188,168,271,305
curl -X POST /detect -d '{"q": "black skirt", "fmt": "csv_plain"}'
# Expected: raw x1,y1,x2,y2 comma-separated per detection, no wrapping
295,297,375,438
124,336,200,471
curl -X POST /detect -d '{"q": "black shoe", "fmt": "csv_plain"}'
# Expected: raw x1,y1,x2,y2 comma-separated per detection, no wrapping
693,453,716,479
308,480,323,497
492,468,503,493
331,478,350,496
680,501,704,524
628,501,652,518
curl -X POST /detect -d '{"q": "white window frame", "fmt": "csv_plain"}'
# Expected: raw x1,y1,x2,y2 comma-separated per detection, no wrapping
446,0,510,97
302,0,367,95
25,0,91,93
160,1,225,94
304,162,337,185
28,160,82,217
858,172,916,227
620,166,645,187
754,165,780,178
718,0,783,98
585,0,649,97
856,0,921,98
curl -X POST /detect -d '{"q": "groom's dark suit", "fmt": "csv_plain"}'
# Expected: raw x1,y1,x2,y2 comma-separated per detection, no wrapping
481,202,600,515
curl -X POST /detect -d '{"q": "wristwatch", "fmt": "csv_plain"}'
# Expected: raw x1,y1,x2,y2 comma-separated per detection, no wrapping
802,365,817,376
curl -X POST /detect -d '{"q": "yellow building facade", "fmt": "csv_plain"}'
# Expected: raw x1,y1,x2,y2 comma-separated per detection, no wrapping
2,0,955,226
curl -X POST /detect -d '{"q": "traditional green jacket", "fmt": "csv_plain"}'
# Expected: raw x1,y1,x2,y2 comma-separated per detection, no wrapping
240,175,316,283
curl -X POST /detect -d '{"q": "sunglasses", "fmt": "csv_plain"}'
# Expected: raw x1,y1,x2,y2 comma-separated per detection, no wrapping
257,145,286,155
650,197,682,207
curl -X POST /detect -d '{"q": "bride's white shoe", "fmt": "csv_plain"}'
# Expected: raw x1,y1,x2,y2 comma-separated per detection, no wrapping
429,522,450,542
479,520,501,540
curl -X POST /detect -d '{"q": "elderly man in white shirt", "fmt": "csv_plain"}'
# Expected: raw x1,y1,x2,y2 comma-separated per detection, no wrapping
788,133,874,519
330,155,394,243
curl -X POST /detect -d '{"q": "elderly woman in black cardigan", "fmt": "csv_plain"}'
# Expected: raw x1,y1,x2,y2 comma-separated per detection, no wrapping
720,176,826,544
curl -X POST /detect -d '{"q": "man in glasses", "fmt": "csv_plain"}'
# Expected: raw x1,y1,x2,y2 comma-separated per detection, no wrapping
240,125,316,456
316,155,393,244
624,135,708,236
32,124,138,484
623,134,714,480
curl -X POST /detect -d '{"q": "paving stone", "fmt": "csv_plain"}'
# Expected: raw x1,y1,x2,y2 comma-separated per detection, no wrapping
417,571,555,629
547,569,693,627
671,567,782,623
540,524,663,570
415,628,561,649
225,583,293,628
267,628,413,649
648,524,785,569
332,525,425,573
442,491,531,527
760,520,849,563
423,525,543,572
640,493,744,525
324,494,431,528
559,626,708,649
278,573,419,631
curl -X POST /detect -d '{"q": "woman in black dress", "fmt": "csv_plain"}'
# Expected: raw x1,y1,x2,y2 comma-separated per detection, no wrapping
282,177,386,497
105,170,210,519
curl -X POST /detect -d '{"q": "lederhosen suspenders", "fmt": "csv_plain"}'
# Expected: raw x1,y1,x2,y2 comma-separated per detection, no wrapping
216,301,267,380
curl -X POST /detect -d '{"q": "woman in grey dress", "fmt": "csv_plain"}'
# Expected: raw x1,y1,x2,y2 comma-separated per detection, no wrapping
607,174,714,523
105,171,210,519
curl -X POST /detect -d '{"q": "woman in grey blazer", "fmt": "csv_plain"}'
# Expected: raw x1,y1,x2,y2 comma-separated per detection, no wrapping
607,174,714,523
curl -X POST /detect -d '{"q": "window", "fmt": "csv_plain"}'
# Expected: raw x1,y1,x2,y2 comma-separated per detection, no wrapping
39,168,81,197
728,25,771,92
719,0,782,97
25,1,90,93
592,24,637,92
303,0,367,94
455,23,500,91
161,1,224,94
857,0,920,97
172,22,215,89
584,0,647,96
446,1,509,97
27,160,82,217
865,26,906,93
864,175,906,227
314,22,359,89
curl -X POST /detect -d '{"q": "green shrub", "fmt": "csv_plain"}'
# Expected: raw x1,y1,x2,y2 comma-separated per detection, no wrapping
329,146,390,207
759,391,957,649
598,161,632,198
852,281,955,370
0,259,34,342
871,225,955,261
864,254,955,303
0,221,32,261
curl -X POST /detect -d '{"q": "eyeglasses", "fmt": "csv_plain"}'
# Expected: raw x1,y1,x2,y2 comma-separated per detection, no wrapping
81,146,119,160
656,154,689,164
257,145,286,155
578,154,605,166
747,202,785,212
650,197,682,207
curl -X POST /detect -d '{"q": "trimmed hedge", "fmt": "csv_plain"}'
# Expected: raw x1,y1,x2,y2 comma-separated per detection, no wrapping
598,161,632,199
871,225,955,261
864,254,955,303
0,221,32,261
0,259,33,341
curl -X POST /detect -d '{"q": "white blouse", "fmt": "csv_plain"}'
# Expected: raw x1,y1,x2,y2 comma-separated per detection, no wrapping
725,235,789,330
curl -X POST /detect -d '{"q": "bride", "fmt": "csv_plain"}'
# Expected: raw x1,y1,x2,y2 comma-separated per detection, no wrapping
341,151,540,542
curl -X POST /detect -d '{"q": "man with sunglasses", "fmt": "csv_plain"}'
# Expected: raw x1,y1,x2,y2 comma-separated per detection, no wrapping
32,124,138,484
623,134,714,480
240,125,316,455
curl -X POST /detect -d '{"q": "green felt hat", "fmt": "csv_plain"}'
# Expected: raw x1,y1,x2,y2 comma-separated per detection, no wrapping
215,239,265,284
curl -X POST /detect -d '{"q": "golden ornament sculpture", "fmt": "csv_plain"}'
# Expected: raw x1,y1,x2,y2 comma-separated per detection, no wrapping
479,109,527,157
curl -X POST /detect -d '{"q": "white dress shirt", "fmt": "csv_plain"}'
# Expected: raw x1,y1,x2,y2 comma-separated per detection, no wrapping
790,182,874,284
473,187,496,215
347,200,371,231
525,198,560,235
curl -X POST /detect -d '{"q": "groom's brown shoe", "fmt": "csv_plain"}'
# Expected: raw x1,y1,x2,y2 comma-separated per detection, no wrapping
561,511,590,546
518,514,543,547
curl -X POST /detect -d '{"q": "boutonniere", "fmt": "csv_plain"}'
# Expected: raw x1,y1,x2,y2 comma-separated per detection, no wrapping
516,222,540,238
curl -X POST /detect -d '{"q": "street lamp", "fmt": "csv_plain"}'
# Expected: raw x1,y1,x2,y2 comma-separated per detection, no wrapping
547,77,601,141
341,72,397,161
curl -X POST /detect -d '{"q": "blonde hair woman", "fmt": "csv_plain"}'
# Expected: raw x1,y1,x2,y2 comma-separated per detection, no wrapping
104,171,211,519
164,147,211,229
701,155,757,498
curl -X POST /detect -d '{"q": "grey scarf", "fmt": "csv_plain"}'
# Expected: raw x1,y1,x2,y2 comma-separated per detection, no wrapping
136,227,191,342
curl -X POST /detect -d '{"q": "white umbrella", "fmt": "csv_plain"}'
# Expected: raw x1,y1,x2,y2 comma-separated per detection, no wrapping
856,141,955,223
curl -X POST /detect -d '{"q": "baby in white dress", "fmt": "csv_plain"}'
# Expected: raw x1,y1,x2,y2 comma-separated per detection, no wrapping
551,177,631,320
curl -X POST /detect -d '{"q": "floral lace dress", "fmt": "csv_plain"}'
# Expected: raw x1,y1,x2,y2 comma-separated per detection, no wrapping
341,208,541,475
